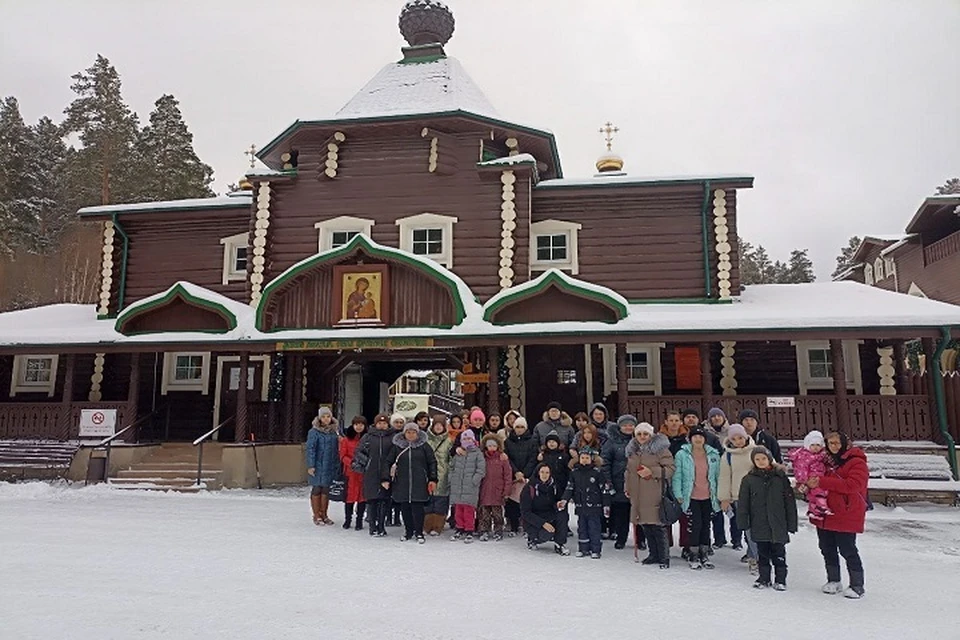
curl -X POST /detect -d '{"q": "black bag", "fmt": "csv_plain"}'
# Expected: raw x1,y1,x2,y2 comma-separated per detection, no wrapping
350,448,370,474
328,461,346,502
658,476,682,526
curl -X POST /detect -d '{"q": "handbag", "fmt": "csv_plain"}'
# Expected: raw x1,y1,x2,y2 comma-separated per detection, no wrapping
658,476,682,526
350,448,370,474
329,451,347,502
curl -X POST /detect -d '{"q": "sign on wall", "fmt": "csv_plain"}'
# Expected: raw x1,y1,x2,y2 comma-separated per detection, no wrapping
79,409,118,438
766,397,796,408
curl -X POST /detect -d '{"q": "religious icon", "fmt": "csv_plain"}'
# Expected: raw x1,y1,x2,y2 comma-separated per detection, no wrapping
333,265,389,326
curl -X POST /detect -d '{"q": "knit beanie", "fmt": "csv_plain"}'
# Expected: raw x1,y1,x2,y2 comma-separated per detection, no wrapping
688,425,707,441
579,447,596,457
804,430,825,449
390,412,406,425
513,417,528,430
680,408,699,420
707,408,726,420
470,408,486,423
751,446,772,465
403,421,420,433
546,401,562,411
727,423,748,441
545,430,561,445
617,414,639,429
634,422,655,436
318,406,333,419
483,435,500,449
461,430,478,448
738,409,759,422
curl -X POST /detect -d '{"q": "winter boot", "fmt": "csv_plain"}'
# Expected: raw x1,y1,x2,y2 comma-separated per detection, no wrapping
687,547,702,570
310,494,322,525
748,558,759,575
655,527,671,569
774,565,787,590
343,503,354,530
844,570,865,599
319,495,334,525
757,560,772,586
700,545,715,569
355,503,366,531
822,564,843,594
555,543,571,556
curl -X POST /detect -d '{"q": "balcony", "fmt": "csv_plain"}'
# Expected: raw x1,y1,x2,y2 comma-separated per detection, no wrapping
923,229,960,265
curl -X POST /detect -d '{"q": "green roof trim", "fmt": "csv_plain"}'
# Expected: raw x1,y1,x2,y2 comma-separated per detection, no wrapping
114,283,239,335
255,234,470,331
257,111,564,178
483,270,629,324
535,176,754,190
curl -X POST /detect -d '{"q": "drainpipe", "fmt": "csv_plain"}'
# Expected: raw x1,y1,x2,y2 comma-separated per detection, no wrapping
700,180,712,298
932,327,958,480
110,213,130,313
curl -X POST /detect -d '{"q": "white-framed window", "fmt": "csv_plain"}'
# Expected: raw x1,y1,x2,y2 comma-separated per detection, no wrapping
874,257,884,280
396,213,458,267
314,216,374,252
161,352,211,395
9,355,59,397
863,263,874,285
219,232,249,285
792,341,863,395
601,343,664,395
884,257,895,279
530,219,581,275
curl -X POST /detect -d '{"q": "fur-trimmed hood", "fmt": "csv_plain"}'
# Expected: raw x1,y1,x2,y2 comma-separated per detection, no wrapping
625,433,671,458
722,435,756,454
606,422,633,445
392,429,428,449
481,432,504,452
311,417,339,434
541,410,573,428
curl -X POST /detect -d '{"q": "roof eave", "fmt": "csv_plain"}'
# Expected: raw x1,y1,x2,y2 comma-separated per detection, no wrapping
534,176,754,191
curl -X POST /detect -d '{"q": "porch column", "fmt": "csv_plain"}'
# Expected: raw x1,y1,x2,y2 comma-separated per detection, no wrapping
830,339,850,432
487,347,500,416
235,352,250,443
126,353,140,442
699,343,714,407
616,343,629,416
57,354,76,440
893,340,909,394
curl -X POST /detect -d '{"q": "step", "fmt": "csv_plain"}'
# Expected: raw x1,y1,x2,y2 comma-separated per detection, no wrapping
129,462,222,471
109,476,216,487
115,469,220,481
107,481,206,493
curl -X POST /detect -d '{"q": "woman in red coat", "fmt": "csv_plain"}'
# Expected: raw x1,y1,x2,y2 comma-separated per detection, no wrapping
339,416,368,531
804,431,868,600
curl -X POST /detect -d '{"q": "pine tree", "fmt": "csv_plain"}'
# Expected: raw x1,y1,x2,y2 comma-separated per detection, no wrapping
136,94,214,200
740,237,817,285
936,177,960,195
25,117,72,253
831,236,862,279
783,249,815,283
0,96,40,255
62,55,140,206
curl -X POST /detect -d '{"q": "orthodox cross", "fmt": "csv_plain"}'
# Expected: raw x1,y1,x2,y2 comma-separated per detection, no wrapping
598,121,619,151
244,144,257,169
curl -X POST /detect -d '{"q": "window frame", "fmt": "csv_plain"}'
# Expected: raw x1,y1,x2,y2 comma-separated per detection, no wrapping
874,257,885,280
9,354,59,397
396,213,458,268
530,219,582,275
314,216,375,253
601,343,664,394
219,232,250,285
792,340,863,395
161,352,212,395
411,227,445,258
863,263,874,285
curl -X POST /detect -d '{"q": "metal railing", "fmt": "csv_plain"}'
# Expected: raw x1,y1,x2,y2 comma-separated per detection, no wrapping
192,416,234,486
92,408,167,483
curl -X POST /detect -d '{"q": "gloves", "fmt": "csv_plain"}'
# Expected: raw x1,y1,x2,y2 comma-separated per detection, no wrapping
428,481,437,495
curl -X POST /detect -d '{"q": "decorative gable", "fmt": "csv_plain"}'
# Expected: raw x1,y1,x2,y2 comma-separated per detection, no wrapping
483,269,628,325
115,283,240,335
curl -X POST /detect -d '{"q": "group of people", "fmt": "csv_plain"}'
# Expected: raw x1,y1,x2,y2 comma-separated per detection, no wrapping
305,400,869,598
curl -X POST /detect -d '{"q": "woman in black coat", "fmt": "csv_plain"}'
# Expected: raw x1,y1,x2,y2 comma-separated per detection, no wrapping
384,422,438,543
520,463,570,556
601,415,636,549
358,413,395,537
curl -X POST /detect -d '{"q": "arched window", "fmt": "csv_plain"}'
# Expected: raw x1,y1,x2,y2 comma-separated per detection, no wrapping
874,257,884,280
864,263,874,285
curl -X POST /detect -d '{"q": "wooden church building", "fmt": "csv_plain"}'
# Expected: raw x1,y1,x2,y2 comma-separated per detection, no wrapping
1,1,959,478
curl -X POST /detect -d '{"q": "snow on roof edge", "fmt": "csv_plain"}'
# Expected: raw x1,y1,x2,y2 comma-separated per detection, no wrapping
79,195,252,216
536,173,754,189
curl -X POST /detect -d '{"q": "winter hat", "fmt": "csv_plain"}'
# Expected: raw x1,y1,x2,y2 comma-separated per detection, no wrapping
707,408,726,420
617,414,639,429
374,413,390,424
403,421,420,433
680,408,700,420
470,408,486,423
512,417,528,430
634,422,655,436
484,436,500,449
727,423,748,441
461,430,478,448
545,430,561,445
546,401,563,411
804,430,825,449
751,446,772,465
738,409,759,422
318,406,333,419
579,447,596,458
688,425,707,441
390,412,406,425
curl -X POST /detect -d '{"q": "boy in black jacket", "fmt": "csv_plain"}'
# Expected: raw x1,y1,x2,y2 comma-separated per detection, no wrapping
561,448,610,559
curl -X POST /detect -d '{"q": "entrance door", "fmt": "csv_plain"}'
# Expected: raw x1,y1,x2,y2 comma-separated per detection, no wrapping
524,345,587,420
217,360,264,442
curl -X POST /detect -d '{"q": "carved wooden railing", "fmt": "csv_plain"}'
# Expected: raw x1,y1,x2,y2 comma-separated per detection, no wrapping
923,229,960,265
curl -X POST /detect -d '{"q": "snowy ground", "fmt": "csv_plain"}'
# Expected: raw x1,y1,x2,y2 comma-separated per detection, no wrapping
2,483,959,640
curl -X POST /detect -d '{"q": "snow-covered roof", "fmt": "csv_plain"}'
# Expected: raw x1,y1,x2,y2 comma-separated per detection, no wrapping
245,157,294,179
831,263,864,281
477,153,538,167
78,195,252,216
335,56,498,121
2,281,960,349
879,234,919,257
851,234,910,263
536,173,754,189
115,281,254,333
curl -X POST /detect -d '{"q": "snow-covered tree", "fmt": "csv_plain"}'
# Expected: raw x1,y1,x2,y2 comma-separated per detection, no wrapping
832,236,862,279
936,177,960,195
0,96,41,255
24,117,72,253
62,55,140,206
783,249,815,283
740,237,816,285
136,94,214,200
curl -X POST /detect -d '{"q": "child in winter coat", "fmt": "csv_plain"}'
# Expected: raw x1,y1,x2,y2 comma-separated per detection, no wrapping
537,430,570,494
738,446,799,590
306,407,340,526
447,429,485,543
562,448,610,558
672,426,721,570
790,430,833,523
478,433,513,541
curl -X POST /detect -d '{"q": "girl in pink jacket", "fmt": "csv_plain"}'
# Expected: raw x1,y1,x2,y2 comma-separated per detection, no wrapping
790,431,833,523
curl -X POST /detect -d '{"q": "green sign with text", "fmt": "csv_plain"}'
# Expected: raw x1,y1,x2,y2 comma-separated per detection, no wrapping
276,338,436,351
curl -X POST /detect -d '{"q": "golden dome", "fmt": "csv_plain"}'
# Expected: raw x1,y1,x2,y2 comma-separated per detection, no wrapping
596,152,624,173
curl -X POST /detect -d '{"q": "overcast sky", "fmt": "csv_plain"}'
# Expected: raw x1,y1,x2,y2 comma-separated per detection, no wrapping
2,0,958,279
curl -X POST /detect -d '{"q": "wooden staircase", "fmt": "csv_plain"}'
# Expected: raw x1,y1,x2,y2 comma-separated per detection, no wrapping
108,443,223,492
0,440,79,481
